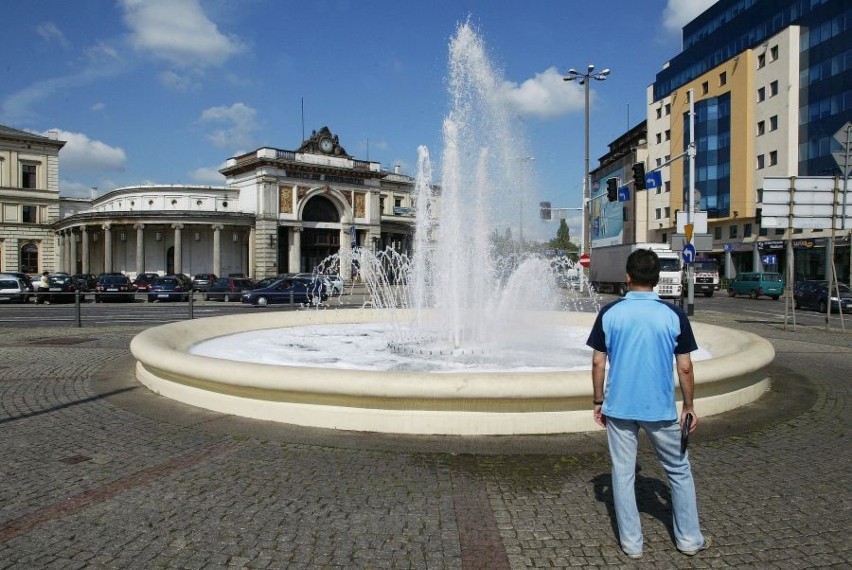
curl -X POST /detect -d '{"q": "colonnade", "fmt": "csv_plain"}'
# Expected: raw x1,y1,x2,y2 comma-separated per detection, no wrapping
56,222,249,278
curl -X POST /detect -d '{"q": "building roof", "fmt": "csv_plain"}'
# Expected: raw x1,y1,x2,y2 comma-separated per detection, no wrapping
0,124,66,147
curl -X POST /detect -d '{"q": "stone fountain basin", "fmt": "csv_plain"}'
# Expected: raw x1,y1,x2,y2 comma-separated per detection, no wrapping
130,309,774,435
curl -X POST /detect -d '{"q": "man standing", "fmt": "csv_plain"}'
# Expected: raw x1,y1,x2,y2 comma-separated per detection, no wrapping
586,248,709,559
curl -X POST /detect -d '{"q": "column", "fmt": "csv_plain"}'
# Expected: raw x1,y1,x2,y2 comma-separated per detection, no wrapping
288,227,301,275
103,224,113,273
248,227,256,279
173,223,183,275
81,226,90,273
135,224,145,275
58,232,67,274
212,224,222,277
753,242,763,272
69,230,78,274
339,226,352,280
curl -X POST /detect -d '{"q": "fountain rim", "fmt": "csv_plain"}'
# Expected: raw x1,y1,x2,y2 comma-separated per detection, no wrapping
130,308,774,435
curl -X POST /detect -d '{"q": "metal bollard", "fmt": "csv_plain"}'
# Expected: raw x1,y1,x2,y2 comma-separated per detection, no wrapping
75,289,82,327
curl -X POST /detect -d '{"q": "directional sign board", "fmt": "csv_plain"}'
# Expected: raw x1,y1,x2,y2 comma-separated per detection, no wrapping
682,243,696,265
645,170,663,190
760,176,851,230
617,186,630,202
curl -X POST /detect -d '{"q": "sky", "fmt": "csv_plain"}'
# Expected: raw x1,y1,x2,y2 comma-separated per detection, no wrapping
2,0,718,242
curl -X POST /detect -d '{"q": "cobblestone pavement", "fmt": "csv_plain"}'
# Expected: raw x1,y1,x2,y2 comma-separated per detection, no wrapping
0,310,849,569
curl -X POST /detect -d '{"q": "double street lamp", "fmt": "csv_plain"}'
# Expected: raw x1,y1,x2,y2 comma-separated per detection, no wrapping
564,64,610,255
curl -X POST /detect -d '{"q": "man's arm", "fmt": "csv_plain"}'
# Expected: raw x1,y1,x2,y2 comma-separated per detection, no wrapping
675,352,698,432
592,349,607,428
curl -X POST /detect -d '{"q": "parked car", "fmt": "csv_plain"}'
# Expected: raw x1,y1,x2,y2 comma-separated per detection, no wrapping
72,273,98,292
45,274,78,303
132,272,161,292
241,276,324,307
191,273,217,292
95,274,136,302
794,280,852,313
728,271,784,300
204,277,255,302
3,272,34,294
147,275,191,302
0,275,31,303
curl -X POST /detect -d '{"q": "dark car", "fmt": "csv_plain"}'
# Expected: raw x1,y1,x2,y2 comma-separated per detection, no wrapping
132,272,161,292
45,274,78,303
204,277,254,302
147,275,191,302
794,280,852,313
72,273,98,292
241,276,325,307
191,273,217,292
95,274,136,302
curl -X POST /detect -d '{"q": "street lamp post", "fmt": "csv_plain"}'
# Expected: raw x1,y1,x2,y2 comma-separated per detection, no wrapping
564,64,610,256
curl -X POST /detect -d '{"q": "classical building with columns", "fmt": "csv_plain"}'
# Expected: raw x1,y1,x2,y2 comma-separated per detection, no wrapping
50,127,416,280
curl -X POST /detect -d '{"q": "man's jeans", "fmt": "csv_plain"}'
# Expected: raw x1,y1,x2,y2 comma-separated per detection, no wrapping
606,417,705,555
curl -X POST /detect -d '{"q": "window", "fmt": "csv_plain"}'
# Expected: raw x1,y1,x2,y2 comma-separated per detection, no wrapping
744,223,752,237
719,71,727,86
758,53,766,68
757,87,766,102
729,225,738,238
664,207,671,218
21,164,37,189
656,157,662,167
702,81,709,95
774,228,784,235
769,151,778,166
664,181,670,193
759,227,768,236
22,205,37,223
770,45,779,61
770,80,778,96
714,226,722,239
656,133,662,144
664,103,671,115
770,115,778,131
656,107,662,119
757,154,765,169
758,121,765,136
655,208,661,220
665,130,670,141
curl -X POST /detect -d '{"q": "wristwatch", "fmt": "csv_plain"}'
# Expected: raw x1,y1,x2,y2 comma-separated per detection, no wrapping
593,400,604,406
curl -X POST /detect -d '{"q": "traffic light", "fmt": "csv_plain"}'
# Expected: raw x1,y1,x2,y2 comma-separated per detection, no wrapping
632,162,646,190
606,178,618,202
539,201,552,220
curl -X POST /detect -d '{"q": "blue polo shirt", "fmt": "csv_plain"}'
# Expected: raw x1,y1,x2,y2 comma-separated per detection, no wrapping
586,291,698,421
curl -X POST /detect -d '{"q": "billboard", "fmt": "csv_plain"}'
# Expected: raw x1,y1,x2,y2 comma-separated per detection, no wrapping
590,166,626,248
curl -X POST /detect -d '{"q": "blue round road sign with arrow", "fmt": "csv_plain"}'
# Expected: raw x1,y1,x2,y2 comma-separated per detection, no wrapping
682,243,696,265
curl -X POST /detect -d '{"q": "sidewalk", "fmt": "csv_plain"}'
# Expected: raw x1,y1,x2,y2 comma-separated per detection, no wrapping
0,311,848,568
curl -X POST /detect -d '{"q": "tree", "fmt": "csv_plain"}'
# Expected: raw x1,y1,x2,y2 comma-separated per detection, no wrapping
549,219,578,259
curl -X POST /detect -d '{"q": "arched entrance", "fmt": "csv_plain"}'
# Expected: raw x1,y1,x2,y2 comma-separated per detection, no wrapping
20,243,38,273
301,196,341,272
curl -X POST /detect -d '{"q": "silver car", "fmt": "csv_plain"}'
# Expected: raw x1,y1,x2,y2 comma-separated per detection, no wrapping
0,275,31,303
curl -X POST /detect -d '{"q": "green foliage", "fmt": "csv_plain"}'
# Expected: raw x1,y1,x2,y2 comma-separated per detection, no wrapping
548,219,578,258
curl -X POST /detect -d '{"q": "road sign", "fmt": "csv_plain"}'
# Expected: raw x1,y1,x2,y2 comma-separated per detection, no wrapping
645,170,663,190
685,223,694,243
579,254,591,268
617,186,630,202
682,243,696,264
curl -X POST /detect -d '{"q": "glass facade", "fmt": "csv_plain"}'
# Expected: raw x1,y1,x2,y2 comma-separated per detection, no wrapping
684,94,732,218
656,0,851,177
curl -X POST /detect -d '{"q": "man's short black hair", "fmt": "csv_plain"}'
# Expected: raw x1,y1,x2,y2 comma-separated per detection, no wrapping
626,248,660,287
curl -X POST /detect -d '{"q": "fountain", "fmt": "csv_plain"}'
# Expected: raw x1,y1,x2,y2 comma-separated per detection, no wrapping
130,22,774,435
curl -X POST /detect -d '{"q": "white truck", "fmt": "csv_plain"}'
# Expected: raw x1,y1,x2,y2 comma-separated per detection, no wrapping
589,243,683,298
686,257,720,297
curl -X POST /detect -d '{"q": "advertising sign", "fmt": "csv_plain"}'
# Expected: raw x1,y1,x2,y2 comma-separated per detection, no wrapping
590,167,626,248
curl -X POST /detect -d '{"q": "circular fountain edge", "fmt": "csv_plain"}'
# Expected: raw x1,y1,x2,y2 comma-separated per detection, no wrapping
130,309,774,435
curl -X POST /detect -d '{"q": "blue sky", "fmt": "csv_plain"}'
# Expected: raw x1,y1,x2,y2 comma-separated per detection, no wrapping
2,0,717,241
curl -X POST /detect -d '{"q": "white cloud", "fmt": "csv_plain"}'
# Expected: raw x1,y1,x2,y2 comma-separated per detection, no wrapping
160,70,201,92
199,102,259,150
663,0,719,33
120,0,245,68
189,164,226,184
43,129,127,172
36,22,71,50
499,67,585,119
